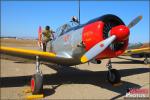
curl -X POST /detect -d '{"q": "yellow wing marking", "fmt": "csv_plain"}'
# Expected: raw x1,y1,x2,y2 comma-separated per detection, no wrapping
0,46,56,57
125,47,150,54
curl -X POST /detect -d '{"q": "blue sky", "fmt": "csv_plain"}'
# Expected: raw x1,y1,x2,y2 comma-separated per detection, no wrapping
1,0,149,43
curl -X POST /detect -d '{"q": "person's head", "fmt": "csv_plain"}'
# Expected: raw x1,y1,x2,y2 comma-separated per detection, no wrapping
45,26,50,30
72,16,79,23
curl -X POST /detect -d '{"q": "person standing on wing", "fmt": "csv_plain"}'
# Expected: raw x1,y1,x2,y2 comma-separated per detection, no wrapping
42,26,54,52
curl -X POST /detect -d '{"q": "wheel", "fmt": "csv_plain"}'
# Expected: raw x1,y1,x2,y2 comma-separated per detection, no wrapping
107,69,121,84
144,58,150,64
31,72,43,94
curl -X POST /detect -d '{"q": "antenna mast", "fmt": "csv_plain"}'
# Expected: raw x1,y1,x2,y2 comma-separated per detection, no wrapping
78,0,80,24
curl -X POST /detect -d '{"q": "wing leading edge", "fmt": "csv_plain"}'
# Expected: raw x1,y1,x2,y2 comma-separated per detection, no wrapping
0,46,72,65
124,47,150,56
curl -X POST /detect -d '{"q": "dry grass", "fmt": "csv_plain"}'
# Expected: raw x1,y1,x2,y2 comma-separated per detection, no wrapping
0,38,37,47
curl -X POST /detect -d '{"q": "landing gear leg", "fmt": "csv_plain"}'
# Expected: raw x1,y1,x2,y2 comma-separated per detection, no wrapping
144,56,150,64
31,56,43,94
106,59,121,84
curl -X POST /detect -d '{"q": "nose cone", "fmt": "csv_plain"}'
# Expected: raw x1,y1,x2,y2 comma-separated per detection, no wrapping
110,25,130,41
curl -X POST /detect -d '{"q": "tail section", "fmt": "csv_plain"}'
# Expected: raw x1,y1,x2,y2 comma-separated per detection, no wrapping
38,26,43,49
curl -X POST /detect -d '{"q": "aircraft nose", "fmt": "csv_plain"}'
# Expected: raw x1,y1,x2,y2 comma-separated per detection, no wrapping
110,25,130,41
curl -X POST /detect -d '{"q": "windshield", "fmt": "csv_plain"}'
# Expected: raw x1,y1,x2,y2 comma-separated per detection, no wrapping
55,22,79,37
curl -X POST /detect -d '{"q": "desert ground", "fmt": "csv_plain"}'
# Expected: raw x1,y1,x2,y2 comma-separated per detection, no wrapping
0,38,149,99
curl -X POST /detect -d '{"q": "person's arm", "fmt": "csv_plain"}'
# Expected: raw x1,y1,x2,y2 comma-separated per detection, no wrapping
52,30,55,33
51,32,55,39
50,29,55,39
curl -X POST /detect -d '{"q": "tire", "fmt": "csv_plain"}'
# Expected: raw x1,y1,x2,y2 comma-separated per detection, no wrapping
107,69,121,84
144,58,150,64
31,72,43,94
144,58,148,64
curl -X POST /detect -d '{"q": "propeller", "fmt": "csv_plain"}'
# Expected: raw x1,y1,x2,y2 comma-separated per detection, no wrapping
81,35,116,63
128,16,142,29
80,15,142,63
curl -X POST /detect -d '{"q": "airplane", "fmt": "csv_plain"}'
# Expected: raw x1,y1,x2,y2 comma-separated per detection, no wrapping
0,14,142,94
124,47,150,64
128,42,143,49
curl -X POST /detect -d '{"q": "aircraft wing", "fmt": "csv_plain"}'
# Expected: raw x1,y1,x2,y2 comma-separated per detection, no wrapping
0,46,72,65
123,47,150,56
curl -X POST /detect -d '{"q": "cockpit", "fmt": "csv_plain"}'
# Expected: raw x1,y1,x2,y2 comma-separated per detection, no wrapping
54,15,106,38
55,21,79,38
54,16,82,38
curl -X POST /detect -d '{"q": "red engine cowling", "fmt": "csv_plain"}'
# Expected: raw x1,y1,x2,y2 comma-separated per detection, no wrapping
82,14,129,59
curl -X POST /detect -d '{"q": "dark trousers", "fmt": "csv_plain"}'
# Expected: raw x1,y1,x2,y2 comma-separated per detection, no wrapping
42,39,52,52
43,42,47,52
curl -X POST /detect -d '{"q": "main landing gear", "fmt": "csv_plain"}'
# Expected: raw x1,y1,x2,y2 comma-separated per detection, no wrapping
31,56,43,94
144,57,150,64
106,59,121,84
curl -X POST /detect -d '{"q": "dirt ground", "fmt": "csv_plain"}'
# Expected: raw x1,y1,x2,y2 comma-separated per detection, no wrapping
0,38,150,99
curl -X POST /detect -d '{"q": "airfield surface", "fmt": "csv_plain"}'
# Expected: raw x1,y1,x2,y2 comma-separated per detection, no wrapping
0,38,149,99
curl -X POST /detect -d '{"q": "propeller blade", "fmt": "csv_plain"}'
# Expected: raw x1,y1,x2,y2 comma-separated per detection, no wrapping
128,16,142,29
81,35,116,63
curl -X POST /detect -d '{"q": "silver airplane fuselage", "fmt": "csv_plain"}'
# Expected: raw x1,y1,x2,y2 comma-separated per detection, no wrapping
48,14,128,66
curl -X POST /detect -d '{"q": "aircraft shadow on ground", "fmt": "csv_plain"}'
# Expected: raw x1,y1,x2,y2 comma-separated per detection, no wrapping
0,64,149,99
112,56,144,64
